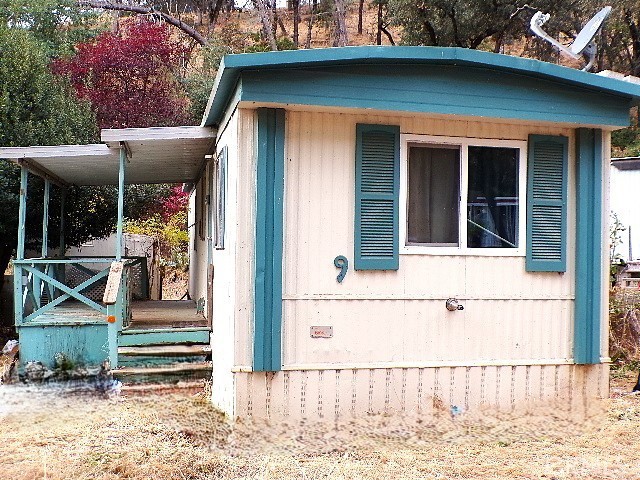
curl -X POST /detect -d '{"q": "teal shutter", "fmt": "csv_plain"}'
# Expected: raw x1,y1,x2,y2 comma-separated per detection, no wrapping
526,135,568,272
355,124,400,270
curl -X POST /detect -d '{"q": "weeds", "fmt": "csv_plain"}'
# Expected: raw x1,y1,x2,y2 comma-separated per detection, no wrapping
610,287,640,364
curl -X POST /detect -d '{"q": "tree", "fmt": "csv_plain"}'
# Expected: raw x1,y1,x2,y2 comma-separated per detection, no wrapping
75,0,210,46
0,0,99,56
0,26,98,275
52,18,193,129
386,0,599,51
332,0,348,46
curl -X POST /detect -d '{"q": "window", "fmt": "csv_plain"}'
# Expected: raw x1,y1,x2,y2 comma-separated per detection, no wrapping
401,135,526,255
212,146,227,250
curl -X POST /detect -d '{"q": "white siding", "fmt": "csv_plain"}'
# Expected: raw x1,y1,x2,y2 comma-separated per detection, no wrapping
234,109,258,368
188,170,208,303
279,110,578,369
209,109,241,415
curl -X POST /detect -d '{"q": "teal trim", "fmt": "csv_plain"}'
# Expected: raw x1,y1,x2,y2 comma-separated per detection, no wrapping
18,323,109,369
22,265,108,315
354,124,400,271
17,166,28,260
118,328,210,346
14,167,28,326
23,267,110,322
202,46,640,128
116,145,126,261
574,128,603,365
240,68,629,127
42,179,50,257
253,108,285,372
526,135,569,272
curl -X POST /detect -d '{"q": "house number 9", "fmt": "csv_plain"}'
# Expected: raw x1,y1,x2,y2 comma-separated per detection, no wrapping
334,255,348,283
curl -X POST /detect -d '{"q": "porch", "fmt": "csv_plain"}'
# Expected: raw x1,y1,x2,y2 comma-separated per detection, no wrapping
0,126,216,378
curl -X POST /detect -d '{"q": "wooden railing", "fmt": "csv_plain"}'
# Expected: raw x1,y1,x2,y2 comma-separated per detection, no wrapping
13,256,148,326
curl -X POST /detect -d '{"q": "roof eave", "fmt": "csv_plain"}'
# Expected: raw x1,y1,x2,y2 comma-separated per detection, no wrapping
201,46,640,128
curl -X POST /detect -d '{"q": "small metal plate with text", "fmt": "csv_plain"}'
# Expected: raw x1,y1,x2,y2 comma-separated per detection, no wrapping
310,326,333,338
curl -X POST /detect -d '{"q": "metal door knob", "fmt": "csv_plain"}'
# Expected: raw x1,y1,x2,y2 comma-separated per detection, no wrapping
446,298,464,311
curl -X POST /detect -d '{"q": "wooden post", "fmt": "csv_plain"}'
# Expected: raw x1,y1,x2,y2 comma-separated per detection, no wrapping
116,144,126,261
42,179,50,258
16,167,28,260
14,166,28,325
59,187,66,255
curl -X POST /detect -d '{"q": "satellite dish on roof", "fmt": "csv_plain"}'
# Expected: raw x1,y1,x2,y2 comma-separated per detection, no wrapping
530,6,612,72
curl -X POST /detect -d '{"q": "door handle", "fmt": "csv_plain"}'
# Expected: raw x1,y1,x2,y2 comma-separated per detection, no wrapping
445,298,464,311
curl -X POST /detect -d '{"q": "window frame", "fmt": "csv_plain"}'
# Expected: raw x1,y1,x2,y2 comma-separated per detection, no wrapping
211,146,227,251
399,134,527,257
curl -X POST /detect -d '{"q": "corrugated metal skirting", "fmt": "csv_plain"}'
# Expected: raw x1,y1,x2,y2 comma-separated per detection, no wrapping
234,364,608,420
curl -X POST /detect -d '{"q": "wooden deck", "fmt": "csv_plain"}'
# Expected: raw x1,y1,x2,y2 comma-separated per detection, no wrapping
129,300,207,330
23,300,207,330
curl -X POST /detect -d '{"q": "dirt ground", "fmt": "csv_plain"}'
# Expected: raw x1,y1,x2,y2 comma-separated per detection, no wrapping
1,370,640,480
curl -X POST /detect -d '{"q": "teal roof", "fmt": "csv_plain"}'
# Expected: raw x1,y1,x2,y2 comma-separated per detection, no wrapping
201,46,640,128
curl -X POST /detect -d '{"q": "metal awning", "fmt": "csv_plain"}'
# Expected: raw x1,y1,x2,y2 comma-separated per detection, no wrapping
612,156,640,171
0,126,216,186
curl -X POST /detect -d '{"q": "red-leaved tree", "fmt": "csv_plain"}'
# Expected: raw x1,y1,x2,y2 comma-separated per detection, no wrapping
52,19,193,129
161,185,189,222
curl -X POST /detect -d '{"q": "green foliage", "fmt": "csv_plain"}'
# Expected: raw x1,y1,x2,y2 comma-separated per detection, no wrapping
612,110,640,156
183,25,297,121
610,212,627,287
387,0,529,49
386,0,615,54
611,212,627,265
0,0,101,57
0,25,99,266
124,213,189,266
0,26,97,148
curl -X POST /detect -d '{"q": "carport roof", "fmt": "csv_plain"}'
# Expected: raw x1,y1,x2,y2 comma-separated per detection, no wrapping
0,126,216,186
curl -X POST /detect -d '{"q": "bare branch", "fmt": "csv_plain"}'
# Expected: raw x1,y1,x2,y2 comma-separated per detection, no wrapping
76,0,209,46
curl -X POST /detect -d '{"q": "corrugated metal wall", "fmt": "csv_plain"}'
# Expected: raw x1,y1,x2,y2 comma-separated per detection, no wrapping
210,109,240,415
280,110,578,368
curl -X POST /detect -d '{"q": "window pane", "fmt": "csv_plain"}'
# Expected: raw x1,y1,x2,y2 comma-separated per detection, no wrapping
467,146,519,248
407,146,459,245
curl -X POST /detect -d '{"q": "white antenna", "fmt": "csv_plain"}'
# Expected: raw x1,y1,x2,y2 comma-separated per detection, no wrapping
530,6,612,72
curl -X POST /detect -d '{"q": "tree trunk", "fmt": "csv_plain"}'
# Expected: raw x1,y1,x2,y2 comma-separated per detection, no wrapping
208,0,225,30
358,0,364,34
333,0,348,47
306,8,315,48
278,15,288,37
376,2,382,45
76,0,209,45
253,0,278,50
626,9,640,76
292,0,299,47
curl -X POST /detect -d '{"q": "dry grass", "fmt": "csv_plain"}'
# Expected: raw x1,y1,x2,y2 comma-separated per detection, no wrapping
2,373,640,479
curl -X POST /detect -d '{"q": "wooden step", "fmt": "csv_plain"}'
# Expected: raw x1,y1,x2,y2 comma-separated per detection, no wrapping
118,344,211,357
113,361,212,385
117,344,210,368
120,380,206,396
118,327,210,346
